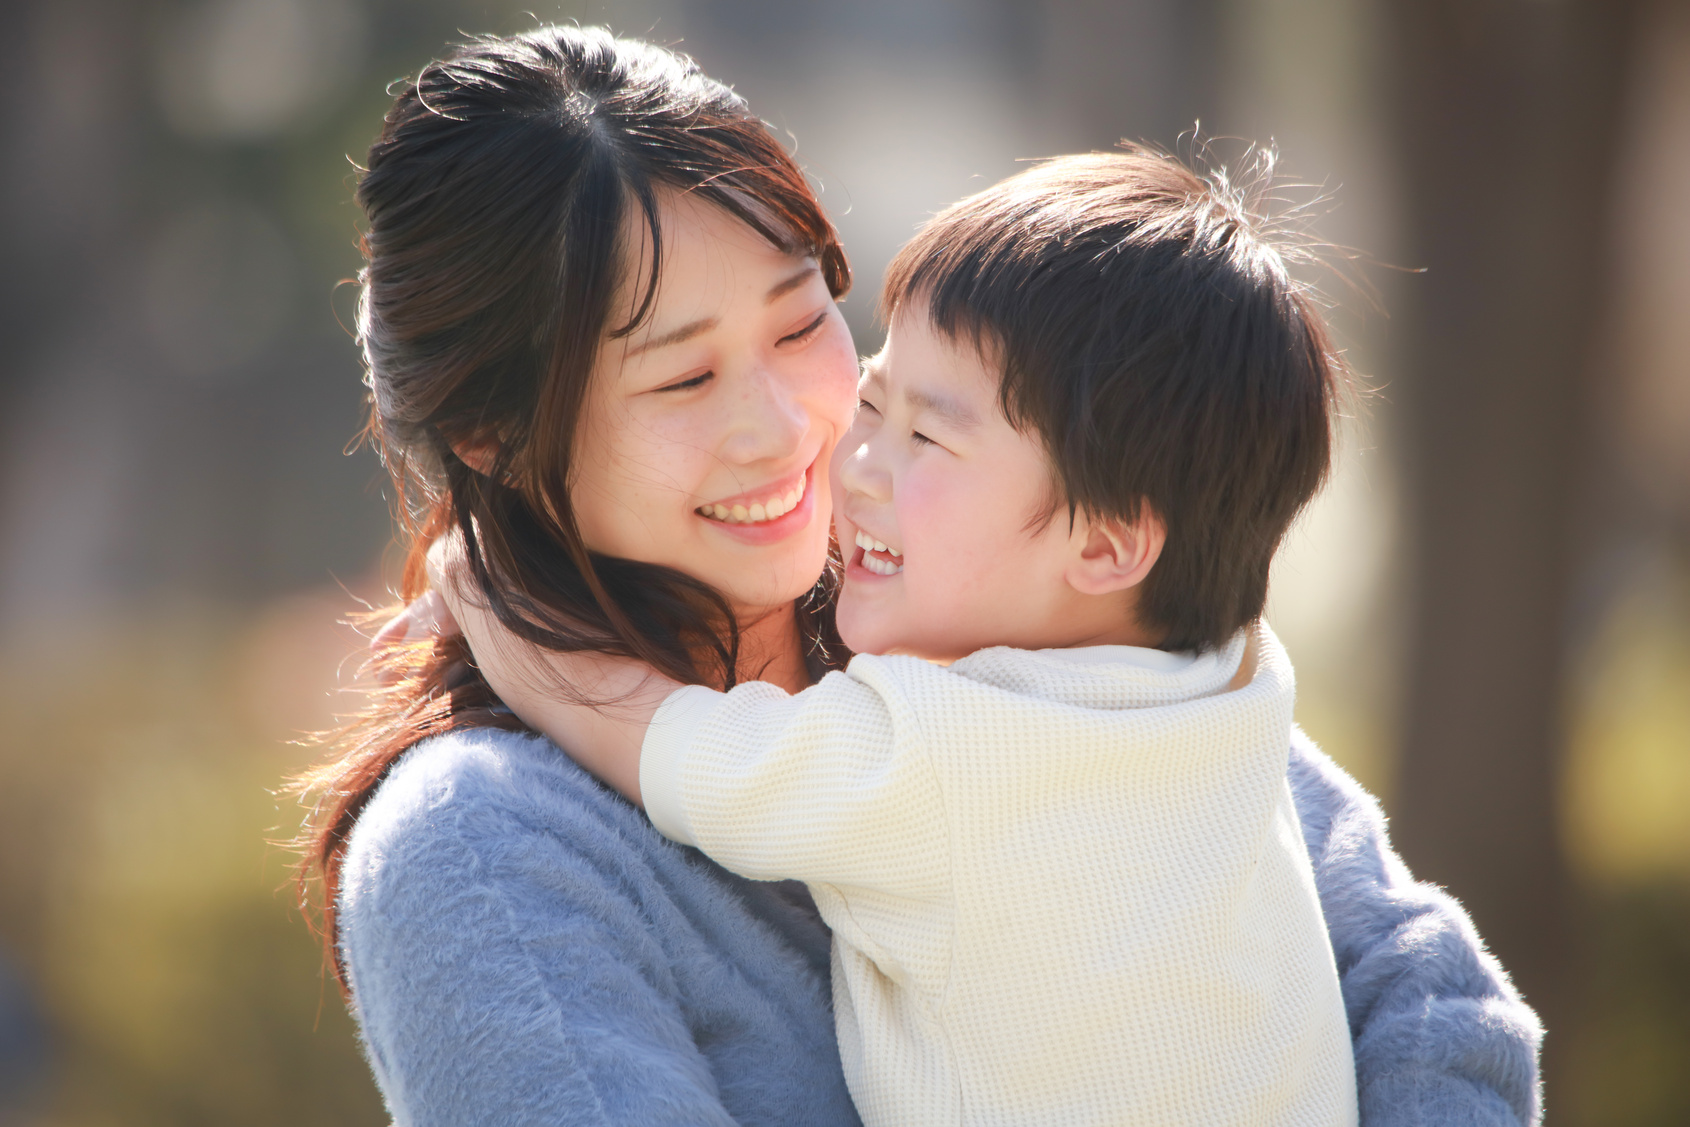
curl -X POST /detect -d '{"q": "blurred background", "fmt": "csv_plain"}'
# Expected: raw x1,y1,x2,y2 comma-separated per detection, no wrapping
0,0,1684,1123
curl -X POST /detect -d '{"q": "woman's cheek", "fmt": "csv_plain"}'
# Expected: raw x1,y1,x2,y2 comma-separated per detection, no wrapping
813,320,862,430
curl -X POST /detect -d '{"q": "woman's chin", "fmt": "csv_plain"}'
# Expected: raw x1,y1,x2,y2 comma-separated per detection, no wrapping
707,549,832,615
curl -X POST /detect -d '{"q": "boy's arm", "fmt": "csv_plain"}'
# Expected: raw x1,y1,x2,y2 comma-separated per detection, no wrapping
1289,730,1543,1127
637,668,947,895
441,564,945,896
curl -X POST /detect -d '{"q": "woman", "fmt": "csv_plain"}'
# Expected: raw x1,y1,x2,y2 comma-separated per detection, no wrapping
295,25,1542,1127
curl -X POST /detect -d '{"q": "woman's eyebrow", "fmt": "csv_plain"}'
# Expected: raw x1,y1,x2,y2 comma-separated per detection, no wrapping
764,265,819,304
627,317,718,357
627,267,818,358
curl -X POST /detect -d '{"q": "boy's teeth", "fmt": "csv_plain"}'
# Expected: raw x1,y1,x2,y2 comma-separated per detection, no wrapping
860,554,903,577
699,474,807,524
854,529,902,559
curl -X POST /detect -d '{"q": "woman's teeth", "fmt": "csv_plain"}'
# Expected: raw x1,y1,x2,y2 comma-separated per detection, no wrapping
698,475,806,524
853,529,903,575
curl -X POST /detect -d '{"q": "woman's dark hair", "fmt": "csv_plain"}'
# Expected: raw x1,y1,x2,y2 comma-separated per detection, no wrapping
882,147,1342,652
291,26,850,988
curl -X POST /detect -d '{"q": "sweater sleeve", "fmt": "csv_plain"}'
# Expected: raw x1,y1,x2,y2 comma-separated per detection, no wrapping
340,730,754,1127
1288,729,1544,1127
639,666,948,898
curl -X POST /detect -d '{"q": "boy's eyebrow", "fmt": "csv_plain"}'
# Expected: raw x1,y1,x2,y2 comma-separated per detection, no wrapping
906,386,983,430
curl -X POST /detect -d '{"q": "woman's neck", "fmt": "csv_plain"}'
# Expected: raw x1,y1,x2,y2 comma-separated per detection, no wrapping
731,601,810,693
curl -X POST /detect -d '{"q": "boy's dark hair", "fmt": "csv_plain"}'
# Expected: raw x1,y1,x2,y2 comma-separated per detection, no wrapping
882,146,1343,652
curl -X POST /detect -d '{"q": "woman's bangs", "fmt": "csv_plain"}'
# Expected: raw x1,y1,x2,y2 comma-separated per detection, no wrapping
690,167,847,297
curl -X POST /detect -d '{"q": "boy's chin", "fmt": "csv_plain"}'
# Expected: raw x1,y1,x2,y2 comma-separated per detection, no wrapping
838,617,945,661
835,622,881,655
835,606,893,656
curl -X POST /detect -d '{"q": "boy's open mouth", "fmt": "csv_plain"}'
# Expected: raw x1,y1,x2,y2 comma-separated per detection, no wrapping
853,529,903,576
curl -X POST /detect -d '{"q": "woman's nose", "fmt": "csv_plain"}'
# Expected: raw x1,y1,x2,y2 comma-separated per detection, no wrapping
721,366,807,465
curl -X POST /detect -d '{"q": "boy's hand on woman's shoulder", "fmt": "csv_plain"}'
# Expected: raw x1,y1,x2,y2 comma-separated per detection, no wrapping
424,529,671,807
370,588,461,651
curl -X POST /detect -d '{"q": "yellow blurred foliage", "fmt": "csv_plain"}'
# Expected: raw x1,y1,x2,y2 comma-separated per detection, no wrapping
1563,570,1690,886
0,595,385,1126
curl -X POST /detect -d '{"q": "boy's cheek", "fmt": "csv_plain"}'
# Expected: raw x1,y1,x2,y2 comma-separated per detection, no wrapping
828,441,851,512
898,501,986,579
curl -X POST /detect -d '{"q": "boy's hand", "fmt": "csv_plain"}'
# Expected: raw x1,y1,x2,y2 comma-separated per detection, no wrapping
370,588,461,650
428,531,677,806
365,588,461,689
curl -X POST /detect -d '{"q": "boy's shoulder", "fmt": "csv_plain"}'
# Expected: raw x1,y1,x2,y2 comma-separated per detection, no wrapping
841,633,1260,722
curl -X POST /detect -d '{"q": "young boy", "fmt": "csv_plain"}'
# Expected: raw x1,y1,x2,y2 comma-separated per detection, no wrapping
459,148,1357,1125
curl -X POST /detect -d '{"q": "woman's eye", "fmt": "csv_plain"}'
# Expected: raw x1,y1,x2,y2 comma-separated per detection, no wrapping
911,431,934,448
779,310,828,345
660,371,713,392
856,399,880,416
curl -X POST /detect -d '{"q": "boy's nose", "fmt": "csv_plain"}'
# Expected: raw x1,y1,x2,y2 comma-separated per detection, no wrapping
834,432,892,504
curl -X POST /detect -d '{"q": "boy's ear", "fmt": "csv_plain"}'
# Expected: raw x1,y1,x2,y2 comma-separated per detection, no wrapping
1064,507,1166,596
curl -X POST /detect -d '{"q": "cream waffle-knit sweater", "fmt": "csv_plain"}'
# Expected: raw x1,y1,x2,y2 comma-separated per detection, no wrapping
641,622,1357,1127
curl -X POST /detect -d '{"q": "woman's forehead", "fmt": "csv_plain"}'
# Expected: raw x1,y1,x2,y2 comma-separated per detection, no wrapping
607,191,818,347
624,188,806,288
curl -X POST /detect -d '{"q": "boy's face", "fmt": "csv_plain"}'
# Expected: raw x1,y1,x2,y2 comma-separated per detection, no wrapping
831,313,1152,661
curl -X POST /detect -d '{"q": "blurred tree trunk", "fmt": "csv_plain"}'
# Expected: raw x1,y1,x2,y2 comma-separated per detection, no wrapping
0,0,137,398
1382,1,1639,1119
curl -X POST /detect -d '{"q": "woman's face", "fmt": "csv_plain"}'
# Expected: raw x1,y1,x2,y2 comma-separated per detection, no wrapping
569,191,859,615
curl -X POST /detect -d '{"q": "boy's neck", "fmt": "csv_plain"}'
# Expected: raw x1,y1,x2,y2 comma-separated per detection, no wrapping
1049,615,1166,652
893,593,1166,663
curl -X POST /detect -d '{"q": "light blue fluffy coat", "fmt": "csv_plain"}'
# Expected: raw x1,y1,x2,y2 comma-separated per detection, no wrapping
340,726,1542,1126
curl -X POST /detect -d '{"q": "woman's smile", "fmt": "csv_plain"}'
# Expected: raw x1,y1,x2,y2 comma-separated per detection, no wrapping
567,188,858,612
694,460,818,545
